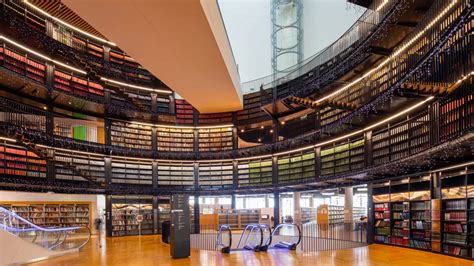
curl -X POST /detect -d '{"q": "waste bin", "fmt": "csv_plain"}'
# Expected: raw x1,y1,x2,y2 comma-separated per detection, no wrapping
162,221,171,244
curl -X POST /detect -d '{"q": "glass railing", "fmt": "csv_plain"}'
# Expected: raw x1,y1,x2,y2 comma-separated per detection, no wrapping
241,0,395,94
0,206,91,251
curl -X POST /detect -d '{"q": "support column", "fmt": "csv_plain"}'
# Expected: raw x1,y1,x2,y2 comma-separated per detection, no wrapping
169,93,176,114
105,194,112,237
232,161,238,190
265,194,270,208
104,157,112,187
231,194,236,209
293,192,301,225
315,147,321,178
367,184,374,244
103,45,111,61
153,196,159,234
194,195,200,233
364,131,373,168
152,161,158,190
344,187,353,223
273,191,280,227
193,162,199,191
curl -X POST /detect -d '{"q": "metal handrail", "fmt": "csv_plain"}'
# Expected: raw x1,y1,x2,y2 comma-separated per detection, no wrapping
270,223,302,250
216,224,232,253
0,207,91,251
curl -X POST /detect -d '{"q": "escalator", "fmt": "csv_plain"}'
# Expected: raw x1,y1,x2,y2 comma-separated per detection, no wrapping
0,206,91,264
270,223,301,250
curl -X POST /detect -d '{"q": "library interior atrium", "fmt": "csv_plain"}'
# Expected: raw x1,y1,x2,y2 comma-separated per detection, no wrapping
0,0,473,265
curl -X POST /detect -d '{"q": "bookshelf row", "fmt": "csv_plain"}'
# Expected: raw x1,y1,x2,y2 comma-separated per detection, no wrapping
372,172,474,260
110,121,235,152
1,203,90,228
217,209,260,229
111,204,154,237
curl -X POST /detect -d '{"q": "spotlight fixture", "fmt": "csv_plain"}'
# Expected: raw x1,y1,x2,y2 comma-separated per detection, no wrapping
270,129,274,133
258,138,262,142
240,129,245,133
260,126,264,129
281,121,286,125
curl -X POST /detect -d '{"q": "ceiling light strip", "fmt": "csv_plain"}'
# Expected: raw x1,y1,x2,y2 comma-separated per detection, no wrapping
0,137,17,142
316,0,458,103
100,78,172,94
23,0,116,46
0,36,168,94
0,35,86,74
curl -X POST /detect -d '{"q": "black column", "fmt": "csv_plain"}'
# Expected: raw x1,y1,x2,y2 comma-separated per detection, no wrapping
169,93,176,115
367,183,374,244
315,147,321,178
104,118,112,147
194,194,200,234
152,161,158,190
272,156,278,185
232,160,238,190
194,162,199,191
231,194,236,209
105,194,112,237
232,113,238,149
151,128,158,152
273,191,280,227
153,195,159,234
364,131,373,168
105,157,112,187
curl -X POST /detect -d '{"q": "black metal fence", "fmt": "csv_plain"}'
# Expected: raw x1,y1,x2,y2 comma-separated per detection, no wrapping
190,222,367,253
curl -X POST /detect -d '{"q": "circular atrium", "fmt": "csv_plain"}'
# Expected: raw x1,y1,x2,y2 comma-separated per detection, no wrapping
0,0,472,265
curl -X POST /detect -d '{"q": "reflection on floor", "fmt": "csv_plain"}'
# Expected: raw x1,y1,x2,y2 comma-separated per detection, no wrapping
28,235,474,266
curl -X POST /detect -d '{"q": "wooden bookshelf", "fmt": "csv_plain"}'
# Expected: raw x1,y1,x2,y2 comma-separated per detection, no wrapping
112,203,154,237
110,121,152,150
197,127,233,152
0,202,91,228
0,143,46,179
372,177,432,250
156,127,194,152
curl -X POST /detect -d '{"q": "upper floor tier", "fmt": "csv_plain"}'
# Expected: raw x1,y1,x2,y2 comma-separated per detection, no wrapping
0,0,472,151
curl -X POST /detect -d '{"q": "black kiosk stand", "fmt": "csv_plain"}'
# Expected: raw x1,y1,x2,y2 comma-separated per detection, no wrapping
170,194,190,259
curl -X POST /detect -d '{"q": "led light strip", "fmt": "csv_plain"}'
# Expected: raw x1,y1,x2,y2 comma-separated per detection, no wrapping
113,118,233,130
433,161,474,172
0,36,170,94
316,0,459,104
273,96,434,157
100,78,172,94
23,0,116,46
0,35,86,74
375,0,389,12
0,136,17,142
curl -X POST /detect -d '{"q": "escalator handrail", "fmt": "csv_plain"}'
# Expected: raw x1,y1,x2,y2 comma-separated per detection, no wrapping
271,223,302,247
0,207,91,250
216,224,232,250
259,224,273,247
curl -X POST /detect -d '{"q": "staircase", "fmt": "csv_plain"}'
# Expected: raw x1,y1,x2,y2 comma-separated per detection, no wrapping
72,52,148,112
287,96,359,111
13,131,105,188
